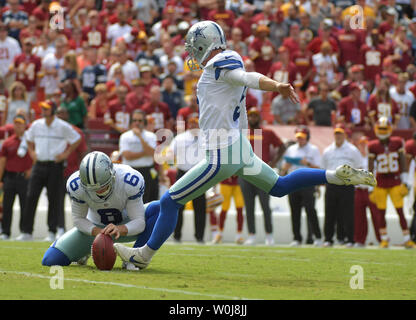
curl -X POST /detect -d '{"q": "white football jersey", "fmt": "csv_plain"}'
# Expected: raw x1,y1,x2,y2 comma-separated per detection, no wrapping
67,164,145,227
389,87,415,129
198,49,248,150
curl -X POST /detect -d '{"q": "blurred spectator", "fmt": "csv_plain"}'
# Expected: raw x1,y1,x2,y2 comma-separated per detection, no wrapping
62,51,82,93
282,23,301,59
108,46,140,85
240,107,286,246
367,78,400,127
159,40,184,75
82,10,107,49
298,13,315,41
139,64,160,92
60,79,87,129
360,29,386,82
271,91,302,125
161,75,184,119
249,24,275,76
104,84,134,134
88,83,110,119
268,46,297,100
2,0,28,41
375,56,399,86
119,109,159,203
11,36,41,104
269,9,288,49
106,64,132,101
4,81,29,125
141,85,173,131
207,0,235,29
378,7,397,37
81,47,107,100
307,19,339,55
19,15,41,45
177,91,199,131
392,26,413,72
135,36,161,68
227,27,248,57
336,17,363,69
0,114,32,240
31,33,54,60
281,125,322,246
126,78,150,111
338,65,367,100
159,60,184,90
233,3,254,41
389,73,415,129
307,82,337,126
292,38,315,90
252,0,274,26
32,0,51,30
0,21,21,86
106,7,132,46
40,35,68,99
312,41,338,86
319,0,335,18
307,0,325,34
132,0,158,26
337,82,369,129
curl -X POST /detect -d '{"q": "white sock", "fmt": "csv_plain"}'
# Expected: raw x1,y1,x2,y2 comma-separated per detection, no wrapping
403,234,410,242
325,170,344,185
381,234,389,241
141,244,156,261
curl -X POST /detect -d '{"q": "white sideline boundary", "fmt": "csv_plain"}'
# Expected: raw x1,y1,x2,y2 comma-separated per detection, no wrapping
0,269,254,300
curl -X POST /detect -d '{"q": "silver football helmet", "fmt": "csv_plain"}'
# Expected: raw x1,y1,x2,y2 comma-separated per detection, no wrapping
79,151,116,201
185,20,227,71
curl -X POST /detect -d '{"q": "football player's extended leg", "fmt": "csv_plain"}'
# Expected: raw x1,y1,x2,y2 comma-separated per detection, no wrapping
133,201,160,248
114,146,243,268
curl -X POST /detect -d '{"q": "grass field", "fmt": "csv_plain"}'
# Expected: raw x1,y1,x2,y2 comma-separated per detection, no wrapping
0,240,415,300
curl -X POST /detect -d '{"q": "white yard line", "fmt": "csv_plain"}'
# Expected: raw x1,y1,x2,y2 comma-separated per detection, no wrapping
0,269,255,300
163,252,310,262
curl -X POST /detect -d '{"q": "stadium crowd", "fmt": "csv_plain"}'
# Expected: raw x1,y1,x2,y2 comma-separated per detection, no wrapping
0,0,415,247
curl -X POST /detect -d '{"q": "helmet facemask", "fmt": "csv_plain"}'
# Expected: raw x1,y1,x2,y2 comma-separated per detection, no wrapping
185,21,226,71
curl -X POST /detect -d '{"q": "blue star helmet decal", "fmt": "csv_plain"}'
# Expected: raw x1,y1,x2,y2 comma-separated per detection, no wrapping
193,25,207,40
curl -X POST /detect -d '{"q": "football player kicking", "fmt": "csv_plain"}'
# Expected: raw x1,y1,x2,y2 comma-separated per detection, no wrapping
114,21,377,269
368,117,416,248
42,151,160,270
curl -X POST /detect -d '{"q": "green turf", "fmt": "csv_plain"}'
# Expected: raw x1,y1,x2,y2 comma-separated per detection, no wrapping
0,241,415,300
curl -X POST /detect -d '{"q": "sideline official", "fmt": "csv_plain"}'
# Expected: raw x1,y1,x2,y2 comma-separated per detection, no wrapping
17,100,81,242
119,109,159,203
321,124,362,247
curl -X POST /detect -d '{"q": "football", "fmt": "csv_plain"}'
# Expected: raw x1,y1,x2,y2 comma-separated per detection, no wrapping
91,233,117,271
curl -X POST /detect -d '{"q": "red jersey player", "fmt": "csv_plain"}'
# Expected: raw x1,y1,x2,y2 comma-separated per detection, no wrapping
367,78,400,127
404,132,416,242
368,117,415,248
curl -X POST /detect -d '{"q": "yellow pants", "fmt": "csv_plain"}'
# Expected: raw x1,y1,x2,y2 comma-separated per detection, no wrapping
369,185,408,210
220,184,245,211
